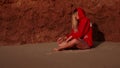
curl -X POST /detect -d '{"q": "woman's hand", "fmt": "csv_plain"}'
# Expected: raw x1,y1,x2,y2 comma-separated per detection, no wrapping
57,37,63,44
57,36,67,44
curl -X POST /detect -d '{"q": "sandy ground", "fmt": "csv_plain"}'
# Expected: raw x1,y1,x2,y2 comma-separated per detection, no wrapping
0,42,120,68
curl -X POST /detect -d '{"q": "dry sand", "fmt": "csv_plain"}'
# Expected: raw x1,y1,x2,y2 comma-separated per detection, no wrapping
0,42,120,68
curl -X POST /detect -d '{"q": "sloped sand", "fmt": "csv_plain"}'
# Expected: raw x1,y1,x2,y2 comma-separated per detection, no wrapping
0,42,120,68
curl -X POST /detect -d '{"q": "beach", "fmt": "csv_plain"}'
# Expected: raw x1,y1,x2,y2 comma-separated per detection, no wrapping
0,42,120,68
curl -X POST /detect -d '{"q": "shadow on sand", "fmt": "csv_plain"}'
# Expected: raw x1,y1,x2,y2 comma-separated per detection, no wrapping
92,23,105,48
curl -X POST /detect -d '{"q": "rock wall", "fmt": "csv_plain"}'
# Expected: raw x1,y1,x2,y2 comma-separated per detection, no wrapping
0,0,120,45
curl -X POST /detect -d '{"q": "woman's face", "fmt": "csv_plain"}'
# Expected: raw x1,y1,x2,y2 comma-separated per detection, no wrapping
74,12,79,20
72,11,79,21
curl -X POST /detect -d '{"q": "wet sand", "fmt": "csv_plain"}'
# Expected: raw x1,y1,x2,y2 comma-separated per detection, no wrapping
0,42,120,68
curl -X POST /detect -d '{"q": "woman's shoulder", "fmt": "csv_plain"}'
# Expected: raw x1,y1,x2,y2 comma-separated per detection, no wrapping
81,17,90,22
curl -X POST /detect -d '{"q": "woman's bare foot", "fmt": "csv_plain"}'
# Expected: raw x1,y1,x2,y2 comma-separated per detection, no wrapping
53,48,59,51
53,48,63,51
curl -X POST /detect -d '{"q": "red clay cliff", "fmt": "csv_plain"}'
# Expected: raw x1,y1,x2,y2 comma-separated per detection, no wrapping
0,0,120,45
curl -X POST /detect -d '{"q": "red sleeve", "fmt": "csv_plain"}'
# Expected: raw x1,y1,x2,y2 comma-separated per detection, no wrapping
71,18,90,39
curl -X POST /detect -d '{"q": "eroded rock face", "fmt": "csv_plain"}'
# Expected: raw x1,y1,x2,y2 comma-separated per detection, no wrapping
0,0,120,45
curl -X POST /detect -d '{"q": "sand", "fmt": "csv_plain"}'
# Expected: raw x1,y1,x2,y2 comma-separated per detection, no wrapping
0,42,120,68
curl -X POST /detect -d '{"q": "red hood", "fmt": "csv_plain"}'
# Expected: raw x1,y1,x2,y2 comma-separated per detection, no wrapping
77,8,86,19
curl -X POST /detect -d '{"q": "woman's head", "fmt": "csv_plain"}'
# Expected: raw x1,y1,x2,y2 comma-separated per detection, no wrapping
72,9,79,20
72,8,86,20
71,8,86,29
72,9,79,30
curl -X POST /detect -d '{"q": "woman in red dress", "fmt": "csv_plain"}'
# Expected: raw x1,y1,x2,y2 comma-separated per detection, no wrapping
54,8,93,51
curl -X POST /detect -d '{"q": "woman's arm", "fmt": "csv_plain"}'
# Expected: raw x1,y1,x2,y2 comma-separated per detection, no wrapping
65,36,73,42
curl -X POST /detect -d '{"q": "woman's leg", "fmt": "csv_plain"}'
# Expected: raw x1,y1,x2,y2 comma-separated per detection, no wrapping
58,41,67,47
76,39,90,50
54,39,90,51
55,39,78,51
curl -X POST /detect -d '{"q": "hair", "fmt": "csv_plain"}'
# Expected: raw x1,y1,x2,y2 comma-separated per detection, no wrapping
73,8,77,14
72,8,78,30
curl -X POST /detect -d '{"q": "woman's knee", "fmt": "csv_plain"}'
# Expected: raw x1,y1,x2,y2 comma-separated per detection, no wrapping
76,43,90,50
71,39,79,43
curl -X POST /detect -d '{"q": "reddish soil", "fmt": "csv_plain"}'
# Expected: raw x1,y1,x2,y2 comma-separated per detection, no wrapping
0,0,120,45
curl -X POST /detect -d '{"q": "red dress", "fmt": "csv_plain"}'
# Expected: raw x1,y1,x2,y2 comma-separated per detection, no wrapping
66,8,93,47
